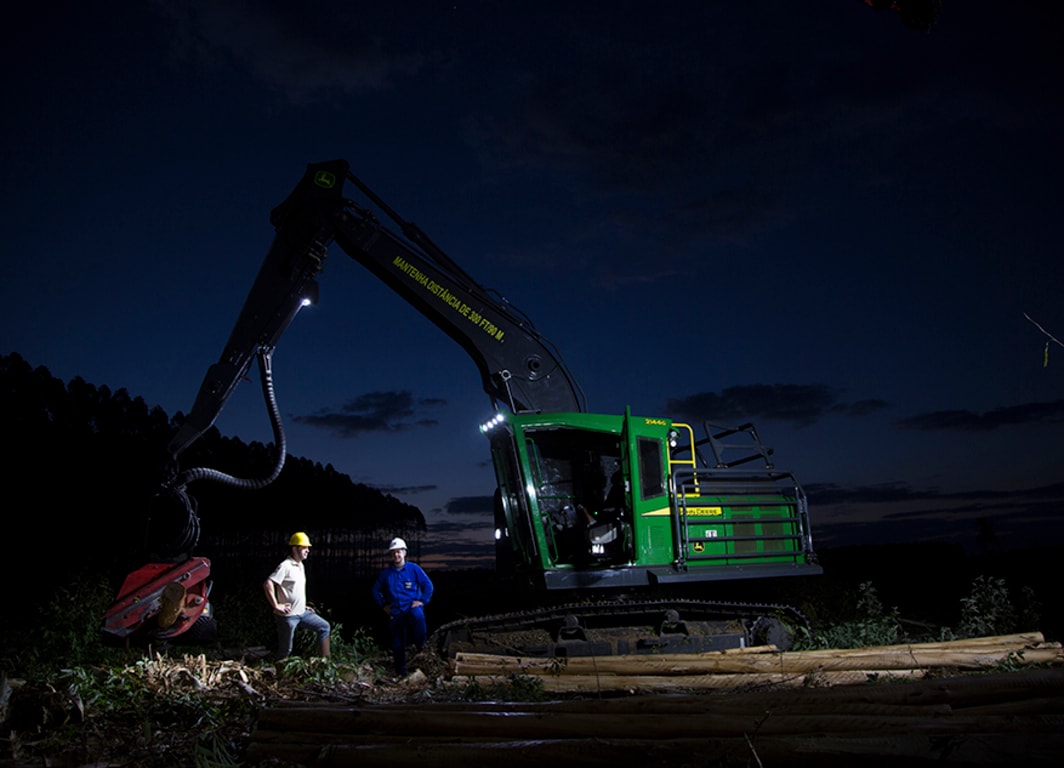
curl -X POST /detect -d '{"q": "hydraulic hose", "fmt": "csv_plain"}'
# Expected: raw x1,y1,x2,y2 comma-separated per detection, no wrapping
149,349,287,558
173,348,287,491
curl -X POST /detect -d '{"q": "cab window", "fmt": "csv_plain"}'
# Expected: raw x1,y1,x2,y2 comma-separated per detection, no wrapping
637,437,664,499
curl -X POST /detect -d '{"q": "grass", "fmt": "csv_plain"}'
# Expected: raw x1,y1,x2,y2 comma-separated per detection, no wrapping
1,574,393,766
799,573,1043,650
804,581,905,649
0,567,1051,765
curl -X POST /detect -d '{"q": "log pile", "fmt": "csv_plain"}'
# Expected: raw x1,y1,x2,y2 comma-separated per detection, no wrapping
246,633,1064,767
452,631,1063,693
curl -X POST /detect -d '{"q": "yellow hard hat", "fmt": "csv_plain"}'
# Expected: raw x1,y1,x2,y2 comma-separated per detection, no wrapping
288,531,312,547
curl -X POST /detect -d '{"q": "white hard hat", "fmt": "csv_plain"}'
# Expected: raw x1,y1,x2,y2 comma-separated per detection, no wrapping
388,537,407,551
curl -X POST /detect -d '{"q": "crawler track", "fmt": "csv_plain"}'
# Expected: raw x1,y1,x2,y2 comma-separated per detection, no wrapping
431,598,809,658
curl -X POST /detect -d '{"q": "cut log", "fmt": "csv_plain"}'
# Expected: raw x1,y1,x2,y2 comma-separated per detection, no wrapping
453,634,1061,678
303,733,1064,768
246,639,1064,767
451,668,927,693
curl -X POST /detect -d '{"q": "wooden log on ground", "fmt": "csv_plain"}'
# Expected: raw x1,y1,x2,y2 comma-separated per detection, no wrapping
448,666,1064,707
246,668,1064,767
451,668,928,693
294,731,1064,768
253,690,1063,741
249,727,1064,767
453,634,1060,677
478,667,1064,714
256,706,975,740
850,632,1049,649
455,646,1063,677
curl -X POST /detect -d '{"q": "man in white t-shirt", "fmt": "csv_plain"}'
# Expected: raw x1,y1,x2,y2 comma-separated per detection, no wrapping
263,531,331,659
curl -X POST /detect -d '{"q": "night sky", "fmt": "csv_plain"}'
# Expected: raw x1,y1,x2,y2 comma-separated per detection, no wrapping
3,1,1062,568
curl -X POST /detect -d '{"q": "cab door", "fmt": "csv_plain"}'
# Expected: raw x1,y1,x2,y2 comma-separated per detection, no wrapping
620,408,675,566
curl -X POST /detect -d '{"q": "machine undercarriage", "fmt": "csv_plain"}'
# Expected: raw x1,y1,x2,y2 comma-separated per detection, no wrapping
432,597,808,658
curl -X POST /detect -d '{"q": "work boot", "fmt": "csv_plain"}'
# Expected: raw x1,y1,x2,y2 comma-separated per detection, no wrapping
319,636,330,657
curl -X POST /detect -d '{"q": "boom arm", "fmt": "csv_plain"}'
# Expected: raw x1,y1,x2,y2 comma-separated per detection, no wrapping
168,159,585,460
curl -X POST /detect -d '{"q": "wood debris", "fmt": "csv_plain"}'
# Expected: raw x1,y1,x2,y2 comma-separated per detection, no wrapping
246,633,1064,767
451,631,1062,693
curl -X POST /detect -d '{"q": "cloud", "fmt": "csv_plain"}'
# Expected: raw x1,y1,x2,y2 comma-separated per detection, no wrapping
894,399,1064,432
809,480,1064,509
372,484,437,497
292,390,442,437
441,496,494,517
835,398,893,417
666,383,886,427
807,480,1064,553
420,513,496,569
806,481,938,506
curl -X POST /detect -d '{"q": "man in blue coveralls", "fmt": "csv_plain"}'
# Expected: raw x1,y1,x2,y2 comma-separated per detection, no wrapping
371,537,434,677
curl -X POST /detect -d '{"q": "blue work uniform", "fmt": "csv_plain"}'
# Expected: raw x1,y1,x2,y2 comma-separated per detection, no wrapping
372,561,434,676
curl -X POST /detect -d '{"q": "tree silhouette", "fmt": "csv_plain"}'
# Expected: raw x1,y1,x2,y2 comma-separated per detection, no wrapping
0,352,426,604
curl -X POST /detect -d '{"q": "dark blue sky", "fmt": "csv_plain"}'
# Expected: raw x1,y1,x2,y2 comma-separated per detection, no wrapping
3,1,1062,567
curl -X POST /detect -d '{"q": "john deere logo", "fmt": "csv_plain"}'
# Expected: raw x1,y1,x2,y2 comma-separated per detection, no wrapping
314,171,337,189
693,542,705,553
686,506,723,517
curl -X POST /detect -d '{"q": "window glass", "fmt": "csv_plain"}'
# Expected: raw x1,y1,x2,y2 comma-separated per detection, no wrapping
638,437,664,499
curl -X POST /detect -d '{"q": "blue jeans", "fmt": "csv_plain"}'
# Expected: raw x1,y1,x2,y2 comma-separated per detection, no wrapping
274,610,331,659
388,606,427,676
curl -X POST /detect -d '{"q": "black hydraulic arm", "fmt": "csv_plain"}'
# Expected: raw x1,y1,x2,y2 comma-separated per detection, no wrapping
324,161,585,417
167,159,585,462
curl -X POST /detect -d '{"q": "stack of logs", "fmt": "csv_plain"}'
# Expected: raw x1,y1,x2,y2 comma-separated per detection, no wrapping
452,631,1063,693
246,632,1064,767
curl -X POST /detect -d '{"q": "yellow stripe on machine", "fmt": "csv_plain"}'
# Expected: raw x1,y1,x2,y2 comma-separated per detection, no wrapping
686,506,723,517
640,506,724,517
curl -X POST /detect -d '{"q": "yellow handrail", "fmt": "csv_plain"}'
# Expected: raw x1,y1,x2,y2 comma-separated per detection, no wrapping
668,422,697,470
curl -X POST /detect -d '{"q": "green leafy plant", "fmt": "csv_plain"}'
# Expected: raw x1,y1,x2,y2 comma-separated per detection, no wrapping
456,672,545,701
4,569,389,766
808,582,904,649
210,584,277,652
192,731,242,768
60,657,243,728
272,620,386,684
505,672,547,700
290,616,380,664
48,658,255,768
12,574,128,677
955,575,1020,639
